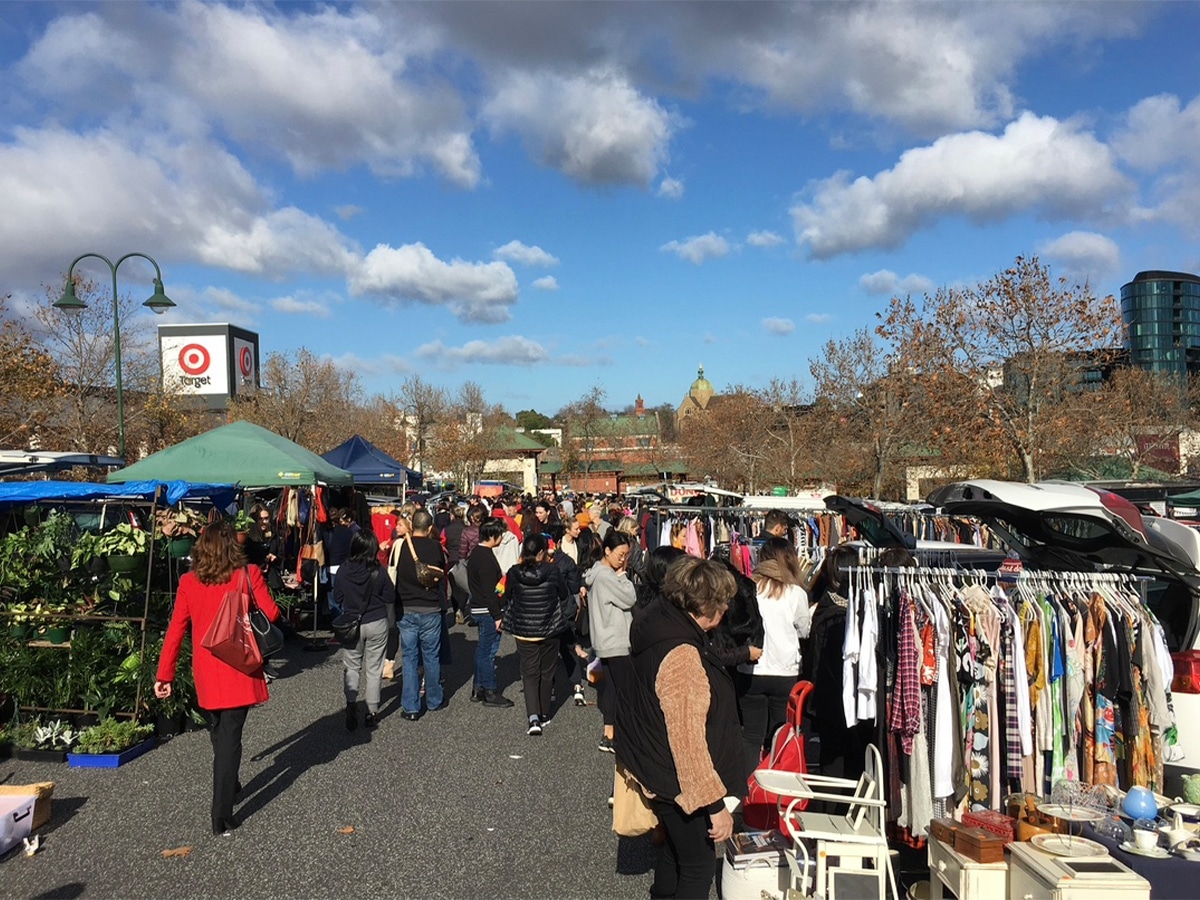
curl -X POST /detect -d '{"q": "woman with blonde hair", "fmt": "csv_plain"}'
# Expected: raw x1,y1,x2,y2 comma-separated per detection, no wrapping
382,505,414,680
155,520,281,836
736,536,812,779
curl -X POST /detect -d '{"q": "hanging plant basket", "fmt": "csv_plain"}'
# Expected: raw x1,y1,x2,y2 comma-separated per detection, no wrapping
106,553,145,573
167,537,195,559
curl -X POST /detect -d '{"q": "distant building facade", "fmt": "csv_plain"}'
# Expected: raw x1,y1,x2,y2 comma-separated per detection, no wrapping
1121,270,1200,377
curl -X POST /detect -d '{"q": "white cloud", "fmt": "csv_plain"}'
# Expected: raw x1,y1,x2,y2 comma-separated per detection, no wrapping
657,176,685,199
415,335,551,367
329,351,412,376
806,313,833,324
532,276,560,291
349,242,519,324
1038,231,1121,281
272,296,332,317
762,317,796,335
747,230,785,248
859,269,934,295
335,205,364,221
484,68,674,186
792,112,1131,258
198,207,359,277
660,232,731,265
494,240,559,267
1111,93,1200,229
635,336,651,347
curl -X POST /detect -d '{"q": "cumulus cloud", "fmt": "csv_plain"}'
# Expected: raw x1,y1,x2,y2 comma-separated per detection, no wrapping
1111,93,1200,228
658,176,685,199
494,240,559,266
747,230,785,248
859,269,934,295
660,232,731,264
349,243,519,323
792,112,1132,258
415,335,552,367
762,317,796,335
806,313,833,324
1038,231,1121,281
272,296,332,317
484,68,674,186
335,204,364,221
329,351,412,376
199,207,360,276
532,276,559,291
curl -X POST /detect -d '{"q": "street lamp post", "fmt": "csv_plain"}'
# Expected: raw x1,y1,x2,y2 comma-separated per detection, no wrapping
53,253,175,460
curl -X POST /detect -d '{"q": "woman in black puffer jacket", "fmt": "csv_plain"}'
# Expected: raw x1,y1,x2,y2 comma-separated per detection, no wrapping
502,533,569,735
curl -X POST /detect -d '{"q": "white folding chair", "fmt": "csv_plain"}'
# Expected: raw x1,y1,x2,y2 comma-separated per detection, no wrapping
754,744,898,900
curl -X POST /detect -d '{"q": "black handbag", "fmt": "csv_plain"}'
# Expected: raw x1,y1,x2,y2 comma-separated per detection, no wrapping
330,568,381,646
245,567,285,658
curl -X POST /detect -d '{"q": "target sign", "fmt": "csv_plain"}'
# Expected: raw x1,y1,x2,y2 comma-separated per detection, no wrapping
238,346,253,377
178,343,211,376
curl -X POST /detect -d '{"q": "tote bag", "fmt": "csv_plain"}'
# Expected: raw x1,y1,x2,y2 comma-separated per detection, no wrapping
200,575,263,675
612,761,658,837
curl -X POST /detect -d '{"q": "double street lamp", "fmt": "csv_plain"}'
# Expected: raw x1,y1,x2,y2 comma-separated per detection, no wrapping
53,253,175,460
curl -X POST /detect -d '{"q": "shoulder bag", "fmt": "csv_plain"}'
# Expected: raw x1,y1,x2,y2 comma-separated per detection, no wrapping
245,567,285,659
330,567,382,646
201,571,264,674
405,534,445,590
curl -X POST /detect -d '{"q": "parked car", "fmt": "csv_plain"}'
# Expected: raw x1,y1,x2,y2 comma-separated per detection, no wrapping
925,479,1200,779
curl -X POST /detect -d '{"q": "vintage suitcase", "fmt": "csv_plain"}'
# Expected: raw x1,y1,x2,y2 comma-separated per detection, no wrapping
929,817,960,846
954,825,1007,864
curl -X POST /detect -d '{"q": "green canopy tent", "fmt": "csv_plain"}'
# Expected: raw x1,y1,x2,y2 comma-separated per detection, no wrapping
107,422,352,648
106,421,353,487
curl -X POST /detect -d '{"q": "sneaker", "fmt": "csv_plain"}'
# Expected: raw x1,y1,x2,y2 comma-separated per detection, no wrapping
527,717,543,736
363,712,379,729
597,735,615,753
470,687,484,703
455,611,465,626
573,684,586,706
482,690,515,708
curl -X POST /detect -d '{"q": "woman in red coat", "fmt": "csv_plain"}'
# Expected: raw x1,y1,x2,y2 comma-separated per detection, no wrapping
154,520,280,836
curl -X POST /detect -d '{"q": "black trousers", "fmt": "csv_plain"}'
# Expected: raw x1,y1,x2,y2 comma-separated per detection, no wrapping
558,628,582,686
597,655,633,728
737,672,799,782
206,705,250,827
516,638,558,720
649,799,717,900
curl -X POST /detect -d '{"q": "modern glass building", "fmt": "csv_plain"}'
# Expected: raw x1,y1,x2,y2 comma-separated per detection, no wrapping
1120,270,1200,376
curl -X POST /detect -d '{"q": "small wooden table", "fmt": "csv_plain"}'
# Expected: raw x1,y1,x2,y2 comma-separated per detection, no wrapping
928,835,1008,900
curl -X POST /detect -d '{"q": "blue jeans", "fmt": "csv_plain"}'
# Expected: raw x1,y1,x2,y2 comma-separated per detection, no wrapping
399,611,444,713
473,613,501,691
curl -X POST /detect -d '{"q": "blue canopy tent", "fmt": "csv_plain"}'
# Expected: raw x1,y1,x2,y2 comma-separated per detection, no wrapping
321,435,422,488
0,479,237,509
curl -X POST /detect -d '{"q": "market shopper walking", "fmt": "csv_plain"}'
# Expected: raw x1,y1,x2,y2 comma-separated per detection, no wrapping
154,521,281,837
395,509,449,719
585,530,636,753
617,556,741,900
332,531,393,731
503,532,569,735
467,518,514,707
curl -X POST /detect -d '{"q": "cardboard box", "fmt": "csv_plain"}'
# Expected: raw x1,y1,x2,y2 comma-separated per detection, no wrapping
0,794,36,857
0,782,53,830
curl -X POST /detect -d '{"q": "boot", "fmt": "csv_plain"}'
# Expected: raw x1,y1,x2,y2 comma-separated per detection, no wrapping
482,689,515,708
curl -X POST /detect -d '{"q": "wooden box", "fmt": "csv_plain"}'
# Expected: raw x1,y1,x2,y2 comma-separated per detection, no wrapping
953,825,1006,864
930,817,959,846
962,809,1015,843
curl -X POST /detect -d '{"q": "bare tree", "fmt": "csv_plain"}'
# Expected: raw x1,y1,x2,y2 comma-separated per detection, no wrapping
878,255,1121,482
558,386,608,487
0,293,62,449
677,386,773,492
430,381,510,489
396,375,449,473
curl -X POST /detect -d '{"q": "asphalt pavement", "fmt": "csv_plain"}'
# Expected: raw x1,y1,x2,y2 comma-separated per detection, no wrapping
1,623,666,899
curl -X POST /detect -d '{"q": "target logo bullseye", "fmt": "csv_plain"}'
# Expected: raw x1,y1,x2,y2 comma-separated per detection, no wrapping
238,346,253,377
178,344,211,376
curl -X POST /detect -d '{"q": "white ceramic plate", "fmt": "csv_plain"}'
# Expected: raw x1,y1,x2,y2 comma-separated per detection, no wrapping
1031,834,1108,858
1172,803,1200,820
1120,841,1171,859
1036,803,1105,823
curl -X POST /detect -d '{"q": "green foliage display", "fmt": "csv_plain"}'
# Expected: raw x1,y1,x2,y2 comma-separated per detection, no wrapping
73,718,153,754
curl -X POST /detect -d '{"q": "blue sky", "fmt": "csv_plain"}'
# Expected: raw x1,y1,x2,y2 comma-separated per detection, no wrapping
4,1,1200,417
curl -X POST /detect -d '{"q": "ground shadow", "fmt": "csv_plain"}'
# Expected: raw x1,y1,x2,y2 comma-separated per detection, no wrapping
615,833,658,876
34,795,88,838
238,708,366,820
31,883,87,899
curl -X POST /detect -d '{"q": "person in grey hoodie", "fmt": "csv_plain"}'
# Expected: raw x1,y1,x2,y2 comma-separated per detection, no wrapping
584,530,636,753
332,531,393,731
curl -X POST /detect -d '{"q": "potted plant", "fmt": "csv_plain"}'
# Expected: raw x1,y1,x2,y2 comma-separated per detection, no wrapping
232,509,254,544
154,506,206,558
6,602,34,639
67,717,155,768
96,523,150,572
35,603,72,645
10,718,77,762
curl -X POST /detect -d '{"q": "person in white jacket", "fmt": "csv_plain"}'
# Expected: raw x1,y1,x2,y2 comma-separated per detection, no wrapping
584,530,636,753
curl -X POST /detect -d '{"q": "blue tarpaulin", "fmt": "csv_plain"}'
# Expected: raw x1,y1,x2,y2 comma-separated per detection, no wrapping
0,480,237,508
